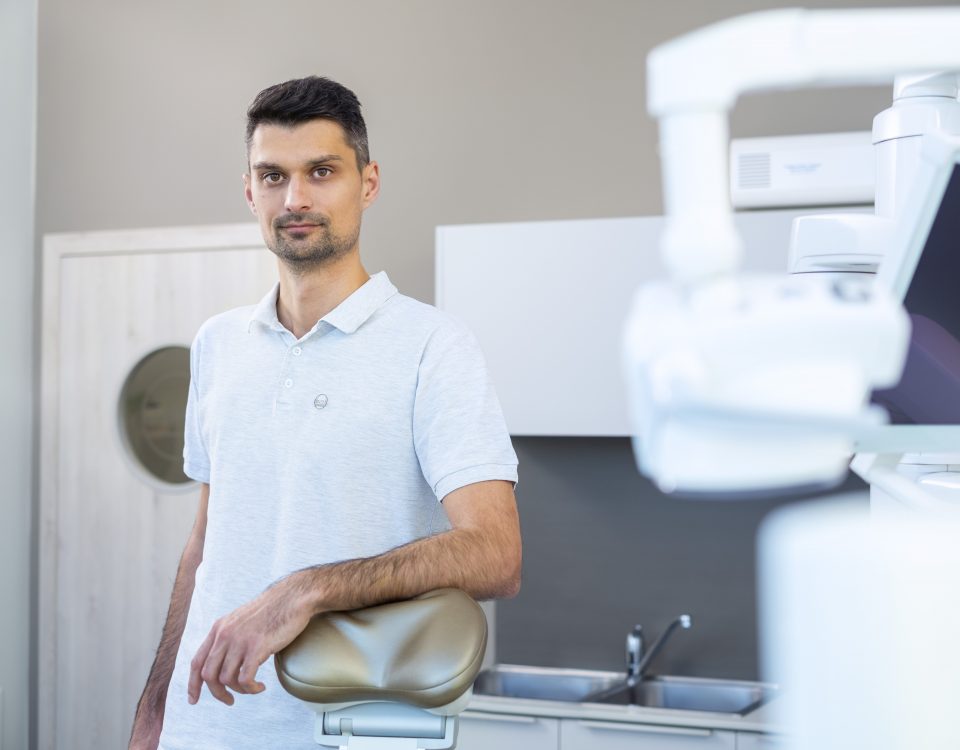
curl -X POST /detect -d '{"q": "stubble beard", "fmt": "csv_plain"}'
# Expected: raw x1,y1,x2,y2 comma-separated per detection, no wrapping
268,214,360,275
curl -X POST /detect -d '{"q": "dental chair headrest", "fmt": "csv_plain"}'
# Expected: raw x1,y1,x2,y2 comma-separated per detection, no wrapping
275,588,487,710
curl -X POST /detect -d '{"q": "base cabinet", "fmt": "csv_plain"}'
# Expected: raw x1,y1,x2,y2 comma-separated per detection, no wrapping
736,732,791,749
560,718,737,750
457,711,559,750
457,708,779,750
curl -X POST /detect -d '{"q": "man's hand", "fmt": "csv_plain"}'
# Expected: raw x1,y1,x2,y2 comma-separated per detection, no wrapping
188,576,313,705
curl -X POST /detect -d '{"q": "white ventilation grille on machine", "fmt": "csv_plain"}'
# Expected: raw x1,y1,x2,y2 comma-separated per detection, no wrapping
736,152,772,190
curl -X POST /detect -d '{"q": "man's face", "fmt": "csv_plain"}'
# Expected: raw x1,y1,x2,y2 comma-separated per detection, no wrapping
243,119,379,272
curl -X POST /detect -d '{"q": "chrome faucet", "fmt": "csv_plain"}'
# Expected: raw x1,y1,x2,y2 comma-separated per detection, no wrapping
626,614,693,681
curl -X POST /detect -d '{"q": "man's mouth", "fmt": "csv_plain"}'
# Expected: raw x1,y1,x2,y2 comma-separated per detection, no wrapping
276,213,327,232
280,224,322,234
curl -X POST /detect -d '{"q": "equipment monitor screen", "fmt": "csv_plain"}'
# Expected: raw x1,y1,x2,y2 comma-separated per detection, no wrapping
871,164,960,427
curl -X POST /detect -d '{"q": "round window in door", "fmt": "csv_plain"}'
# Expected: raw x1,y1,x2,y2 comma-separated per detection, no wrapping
118,346,192,486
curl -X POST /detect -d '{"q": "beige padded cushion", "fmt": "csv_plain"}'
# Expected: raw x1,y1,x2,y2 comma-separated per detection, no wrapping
275,588,487,708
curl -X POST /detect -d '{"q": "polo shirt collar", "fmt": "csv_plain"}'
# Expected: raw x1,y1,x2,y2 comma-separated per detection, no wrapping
322,271,398,333
248,282,284,333
247,271,398,336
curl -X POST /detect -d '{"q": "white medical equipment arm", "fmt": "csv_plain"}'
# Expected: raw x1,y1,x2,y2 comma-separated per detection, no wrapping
624,7,960,495
648,7,960,283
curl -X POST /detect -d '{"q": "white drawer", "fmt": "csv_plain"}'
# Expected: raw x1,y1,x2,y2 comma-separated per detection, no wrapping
457,710,559,750
562,718,737,750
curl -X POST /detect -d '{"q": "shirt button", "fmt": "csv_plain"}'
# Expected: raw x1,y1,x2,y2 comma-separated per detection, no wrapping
284,379,293,388
292,347,302,356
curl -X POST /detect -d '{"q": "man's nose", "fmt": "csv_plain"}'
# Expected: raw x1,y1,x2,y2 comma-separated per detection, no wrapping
284,177,312,212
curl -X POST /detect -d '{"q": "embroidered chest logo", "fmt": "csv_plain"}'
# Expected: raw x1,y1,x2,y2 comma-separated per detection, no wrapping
314,394,329,410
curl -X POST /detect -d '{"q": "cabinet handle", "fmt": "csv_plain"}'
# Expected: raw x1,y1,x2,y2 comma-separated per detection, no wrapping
576,720,713,737
751,735,789,746
461,711,538,724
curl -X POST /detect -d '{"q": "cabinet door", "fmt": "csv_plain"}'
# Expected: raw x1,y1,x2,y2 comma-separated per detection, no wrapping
562,718,736,750
737,732,792,750
39,227,275,750
457,711,559,750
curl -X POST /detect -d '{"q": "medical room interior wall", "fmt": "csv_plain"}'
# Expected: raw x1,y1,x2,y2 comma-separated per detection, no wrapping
38,0,943,300
28,0,960,739
0,1,37,749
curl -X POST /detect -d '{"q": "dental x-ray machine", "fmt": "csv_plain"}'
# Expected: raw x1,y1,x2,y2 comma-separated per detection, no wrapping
624,6,960,500
624,7,960,750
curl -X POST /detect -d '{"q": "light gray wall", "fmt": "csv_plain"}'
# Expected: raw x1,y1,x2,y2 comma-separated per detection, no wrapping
1,0,37,748
38,0,943,302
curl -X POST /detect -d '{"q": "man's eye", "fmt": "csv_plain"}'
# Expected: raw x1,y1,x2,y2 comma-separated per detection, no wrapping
262,173,284,184
313,167,332,178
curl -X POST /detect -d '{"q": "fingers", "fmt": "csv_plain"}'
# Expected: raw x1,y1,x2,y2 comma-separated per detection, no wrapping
188,630,215,704
217,647,246,694
189,621,269,705
189,624,235,706
238,660,267,695
200,641,235,706
219,649,266,695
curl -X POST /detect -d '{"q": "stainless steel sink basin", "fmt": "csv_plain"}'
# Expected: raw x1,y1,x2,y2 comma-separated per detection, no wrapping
473,665,623,703
473,665,776,715
585,675,776,715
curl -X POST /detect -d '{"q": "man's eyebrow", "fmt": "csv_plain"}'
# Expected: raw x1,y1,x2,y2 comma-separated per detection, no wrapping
308,154,343,164
251,155,343,172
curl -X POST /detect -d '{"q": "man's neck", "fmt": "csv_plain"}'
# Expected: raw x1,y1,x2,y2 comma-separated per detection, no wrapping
275,254,370,339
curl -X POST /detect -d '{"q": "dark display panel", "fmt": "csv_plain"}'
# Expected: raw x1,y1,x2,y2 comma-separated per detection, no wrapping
873,165,960,425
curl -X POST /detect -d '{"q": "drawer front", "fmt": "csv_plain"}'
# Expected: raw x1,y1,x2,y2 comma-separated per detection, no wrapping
562,718,737,750
457,711,559,750
737,732,793,750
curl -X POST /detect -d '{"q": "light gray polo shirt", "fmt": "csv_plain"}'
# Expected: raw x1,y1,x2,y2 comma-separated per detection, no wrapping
159,271,518,750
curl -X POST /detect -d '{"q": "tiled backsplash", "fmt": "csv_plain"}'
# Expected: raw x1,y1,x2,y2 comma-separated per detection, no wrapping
496,437,867,680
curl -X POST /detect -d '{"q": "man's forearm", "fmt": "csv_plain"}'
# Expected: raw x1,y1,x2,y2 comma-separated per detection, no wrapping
188,481,521,705
288,522,521,617
129,534,202,746
183,535,498,707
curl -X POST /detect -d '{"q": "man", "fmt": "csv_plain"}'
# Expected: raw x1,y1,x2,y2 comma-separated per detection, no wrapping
129,76,521,750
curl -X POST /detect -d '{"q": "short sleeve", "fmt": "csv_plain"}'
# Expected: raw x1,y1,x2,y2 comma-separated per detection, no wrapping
413,319,518,501
183,333,211,484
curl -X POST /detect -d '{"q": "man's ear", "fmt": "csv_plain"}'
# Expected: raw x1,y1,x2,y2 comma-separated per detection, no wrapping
361,161,381,210
242,173,257,215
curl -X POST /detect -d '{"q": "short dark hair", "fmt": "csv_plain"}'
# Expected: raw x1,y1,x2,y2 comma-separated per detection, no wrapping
245,76,369,169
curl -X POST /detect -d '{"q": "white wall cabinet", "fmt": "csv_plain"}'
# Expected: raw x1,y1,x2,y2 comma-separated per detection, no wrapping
436,209,867,436
457,710,559,750
561,718,737,750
